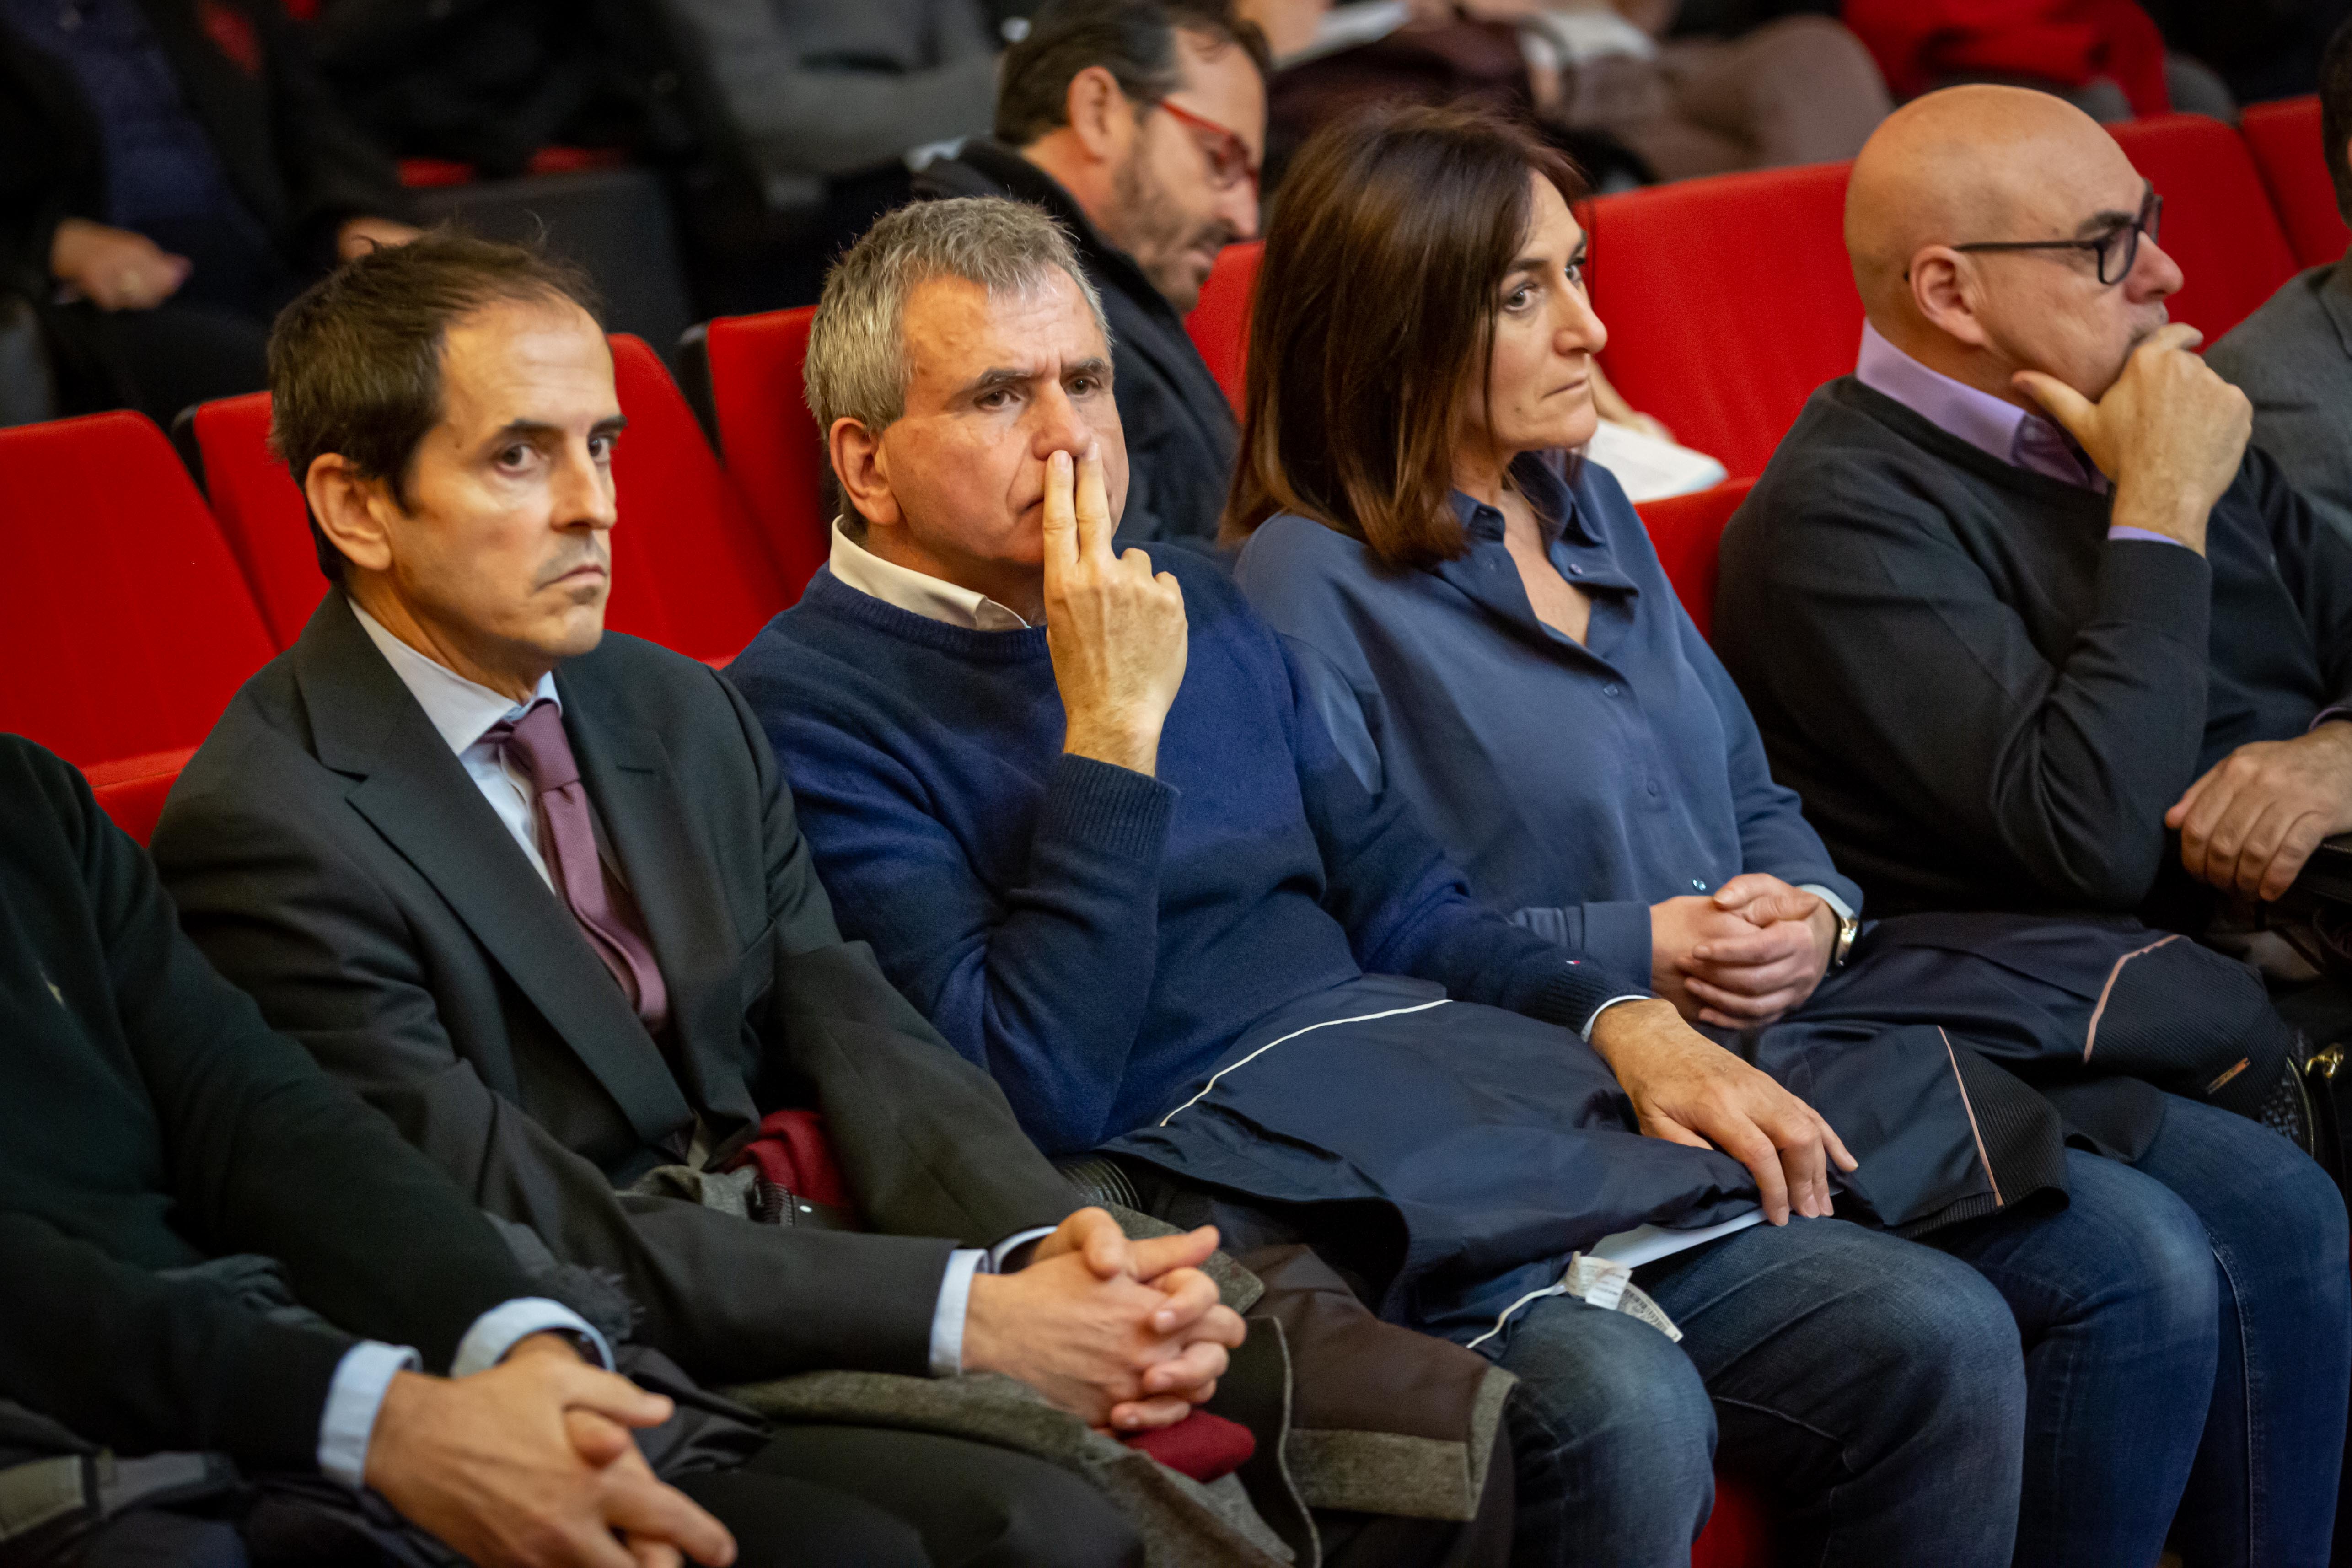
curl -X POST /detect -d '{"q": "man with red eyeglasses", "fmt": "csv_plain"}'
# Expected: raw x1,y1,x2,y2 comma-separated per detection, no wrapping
914,0,1266,551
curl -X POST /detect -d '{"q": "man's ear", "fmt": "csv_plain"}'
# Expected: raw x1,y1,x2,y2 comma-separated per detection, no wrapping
1908,247,1992,350
1062,64,1132,163
829,417,902,532
305,453,398,574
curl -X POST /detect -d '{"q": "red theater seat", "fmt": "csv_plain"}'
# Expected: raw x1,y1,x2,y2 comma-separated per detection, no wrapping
0,412,275,768
603,334,791,660
187,392,323,648
85,748,195,847
1634,476,1756,641
2107,115,2301,338
700,306,832,597
1185,241,1262,414
1585,161,1858,482
2241,97,2347,270
184,338,789,665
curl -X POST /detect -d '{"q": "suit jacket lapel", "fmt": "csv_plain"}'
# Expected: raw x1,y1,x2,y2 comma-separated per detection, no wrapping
557,664,754,1131
294,596,692,1147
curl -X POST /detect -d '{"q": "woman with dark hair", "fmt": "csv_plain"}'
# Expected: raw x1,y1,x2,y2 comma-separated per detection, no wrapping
1228,105,2350,1568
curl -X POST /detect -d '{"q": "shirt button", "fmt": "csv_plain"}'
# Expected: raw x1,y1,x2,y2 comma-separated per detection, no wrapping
1603,683,1621,697
1692,880,1708,891
1646,780,1661,797
1568,564,1584,576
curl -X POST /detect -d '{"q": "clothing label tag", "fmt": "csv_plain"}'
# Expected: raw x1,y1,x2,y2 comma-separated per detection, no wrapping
1563,1252,1682,1343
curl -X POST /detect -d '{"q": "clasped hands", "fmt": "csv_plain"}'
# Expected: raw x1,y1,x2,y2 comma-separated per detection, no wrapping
1651,872,1836,1029
964,1207,1246,1433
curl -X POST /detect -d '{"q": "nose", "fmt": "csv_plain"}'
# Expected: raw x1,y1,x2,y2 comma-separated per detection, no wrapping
555,438,619,533
2131,235,2184,301
1029,379,1095,458
1557,277,1607,358
1220,179,1260,243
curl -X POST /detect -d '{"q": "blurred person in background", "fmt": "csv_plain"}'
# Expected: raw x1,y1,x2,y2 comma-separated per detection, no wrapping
2208,16,2352,545
0,0,418,424
914,0,1267,549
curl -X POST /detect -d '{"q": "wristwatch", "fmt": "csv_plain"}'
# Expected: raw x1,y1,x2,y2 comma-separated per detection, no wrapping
1828,909,1861,971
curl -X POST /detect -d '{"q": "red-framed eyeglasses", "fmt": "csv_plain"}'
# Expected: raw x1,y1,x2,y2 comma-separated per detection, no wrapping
1155,99,1260,196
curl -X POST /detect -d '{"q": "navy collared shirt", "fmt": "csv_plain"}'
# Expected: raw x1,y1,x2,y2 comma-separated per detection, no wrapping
1234,452,1859,988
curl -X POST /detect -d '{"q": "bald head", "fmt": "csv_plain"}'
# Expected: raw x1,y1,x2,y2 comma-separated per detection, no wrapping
1847,86,2138,320
1844,83,2177,409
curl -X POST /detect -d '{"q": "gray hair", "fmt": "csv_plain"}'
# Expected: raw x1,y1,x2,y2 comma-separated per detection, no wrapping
804,196,1112,434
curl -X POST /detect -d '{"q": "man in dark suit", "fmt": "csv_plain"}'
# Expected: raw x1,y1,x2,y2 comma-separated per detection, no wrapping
2208,18,2352,548
0,0,420,423
150,231,1242,1566
913,0,1261,550
0,729,867,1568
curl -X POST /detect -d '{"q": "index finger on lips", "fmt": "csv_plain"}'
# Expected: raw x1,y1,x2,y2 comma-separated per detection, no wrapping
1075,441,1115,564
2143,322,2204,356
1042,450,1079,575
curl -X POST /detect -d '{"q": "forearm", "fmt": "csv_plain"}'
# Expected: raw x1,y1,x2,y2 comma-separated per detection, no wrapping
0,1214,349,1472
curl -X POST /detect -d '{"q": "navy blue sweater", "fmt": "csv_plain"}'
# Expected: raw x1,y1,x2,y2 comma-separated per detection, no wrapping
727,549,1634,1155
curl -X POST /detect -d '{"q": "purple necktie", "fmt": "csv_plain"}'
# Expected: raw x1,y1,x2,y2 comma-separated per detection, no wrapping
2012,416,2108,494
489,699,670,1034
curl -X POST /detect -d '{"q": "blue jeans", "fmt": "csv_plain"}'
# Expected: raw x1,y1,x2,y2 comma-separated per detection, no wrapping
1491,1215,2024,1568
1926,1095,2349,1568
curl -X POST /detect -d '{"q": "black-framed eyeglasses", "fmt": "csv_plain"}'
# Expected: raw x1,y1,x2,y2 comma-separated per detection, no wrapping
1951,182,2163,286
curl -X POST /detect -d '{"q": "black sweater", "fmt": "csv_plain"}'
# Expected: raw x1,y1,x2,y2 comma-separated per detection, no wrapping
0,736,531,1472
1715,377,2352,922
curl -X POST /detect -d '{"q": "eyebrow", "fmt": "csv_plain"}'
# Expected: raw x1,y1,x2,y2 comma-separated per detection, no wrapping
483,414,628,444
956,358,1113,399
2073,208,2137,238
1504,237,1589,278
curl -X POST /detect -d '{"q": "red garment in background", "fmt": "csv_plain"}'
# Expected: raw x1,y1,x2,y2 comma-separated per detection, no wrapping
1842,0,2171,116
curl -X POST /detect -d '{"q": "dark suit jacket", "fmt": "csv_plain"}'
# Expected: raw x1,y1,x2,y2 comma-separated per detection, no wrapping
915,141,1239,552
0,734,532,1474
2209,255,2352,550
152,594,1078,1386
0,0,409,303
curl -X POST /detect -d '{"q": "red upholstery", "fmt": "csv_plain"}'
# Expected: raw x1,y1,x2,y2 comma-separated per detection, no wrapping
0,412,274,768
84,748,195,847
189,392,324,648
702,306,832,599
1585,162,1858,481
1693,1478,1776,1568
2107,115,2301,338
2241,97,2347,270
1184,241,1263,414
604,334,792,661
1635,477,1756,641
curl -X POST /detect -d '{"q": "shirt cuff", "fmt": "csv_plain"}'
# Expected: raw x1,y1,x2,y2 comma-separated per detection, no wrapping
317,1340,420,1488
2312,708,2352,735
1580,994,1652,1041
2107,525,2189,548
930,1249,988,1376
986,1226,1061,1275
1798,883,1856,922
451,1298,615,1378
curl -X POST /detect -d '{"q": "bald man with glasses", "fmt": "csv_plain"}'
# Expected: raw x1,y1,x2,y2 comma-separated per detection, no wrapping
1713,84,2352,1565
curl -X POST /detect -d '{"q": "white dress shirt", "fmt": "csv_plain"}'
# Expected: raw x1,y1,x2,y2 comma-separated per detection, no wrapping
828,519,1034,630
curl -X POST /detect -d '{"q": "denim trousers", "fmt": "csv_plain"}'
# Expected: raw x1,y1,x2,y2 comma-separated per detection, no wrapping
1926,1095,2350,1568
1490,1214,2025,1568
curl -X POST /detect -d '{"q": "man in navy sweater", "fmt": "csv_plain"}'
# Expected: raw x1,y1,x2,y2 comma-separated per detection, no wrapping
727,194,2027,1567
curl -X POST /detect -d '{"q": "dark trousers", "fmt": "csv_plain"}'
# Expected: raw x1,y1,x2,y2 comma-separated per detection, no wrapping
678,1426,1142,1568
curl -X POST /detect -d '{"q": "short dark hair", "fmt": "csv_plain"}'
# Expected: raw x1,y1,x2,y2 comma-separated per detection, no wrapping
994,0,1270,148
2325,14,2352,223
1223,106,1587,569
267,230,601,582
